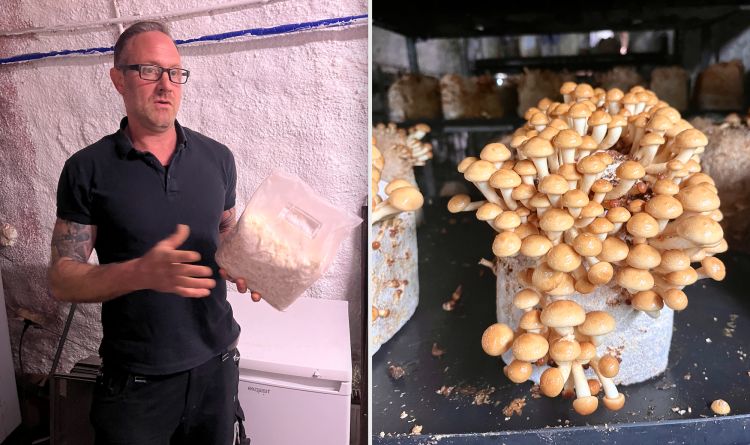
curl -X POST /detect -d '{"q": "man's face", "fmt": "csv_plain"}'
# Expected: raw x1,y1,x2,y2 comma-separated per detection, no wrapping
110,31,183,133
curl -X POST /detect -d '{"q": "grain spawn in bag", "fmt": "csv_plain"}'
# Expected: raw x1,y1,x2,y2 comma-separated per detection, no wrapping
216,170,362,310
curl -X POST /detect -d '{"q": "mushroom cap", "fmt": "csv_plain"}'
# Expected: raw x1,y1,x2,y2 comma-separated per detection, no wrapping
540,208,575,232
626,243,662,269
573,395,599,416
548,118,569,130
588,109,612,126
645,194,683,220
569,102,593,119
547,273,576,296
512,332,549,362
675,128,708,149
700,257,726,280
464,159,496,182
476,202,504,221
639,131,666,147
520,234,553,258
711,399,731,416
626,212,660,239
574,83,594,99
676,184,720,213
523,107,542,121
489,168,522,189
541,300,586,328
558,164,582,182
492,231,522,257
580,201,605,219
662,288,688,311
588,261,614,285
608,113,628,128
579,135,599,152
632,290,664,312
573,232,603,257
576,155,607,174
563,189,589,209
588,217,615,235
389,186,424,212
538,126,560,141
560,81,577,95
530,112,550,126
628,198,646,214
616,161,646,180
591,179,614,194
552,129,583,150
494,211,522,231
481,323,515,356
549,338,581,362
684,159,702,173
606,206,631,224
537,97,554,111
653,106,681,124
523,136,555,158
519,309,544,331
683,172,715,188
666,267,698,286
578,311,616,337
513,288,541,310
577,341,597,362
603,393,626,411
622,92,639,105
512,183,537,201
505,359,533,383
385,178,412,195
457,156,477,173
653,179,680,196
539,174,570,195
598,237,629,262
510,134,530,149
529,193,552,209
616,267,655,292
547,244,582,273
540,367,565,397
598,355,620,378
606,87,624,101
447,194,472,213
659,249,691,272
480,142,512,163
532,262,565,292
646,115,673,132
676,215,724,246
593,151,614,165
514,159,537,176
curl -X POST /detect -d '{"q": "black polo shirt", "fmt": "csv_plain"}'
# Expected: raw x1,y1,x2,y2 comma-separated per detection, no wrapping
56,117,240,375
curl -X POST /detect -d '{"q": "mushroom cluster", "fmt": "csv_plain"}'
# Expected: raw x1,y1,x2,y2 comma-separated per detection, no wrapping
450,83,728,415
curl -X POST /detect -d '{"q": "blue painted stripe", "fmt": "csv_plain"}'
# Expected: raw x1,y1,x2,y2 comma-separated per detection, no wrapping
0,13,367,66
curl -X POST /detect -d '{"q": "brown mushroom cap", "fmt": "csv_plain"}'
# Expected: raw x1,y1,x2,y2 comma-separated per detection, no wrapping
476,202,503,221
538,126,560,141
573,396,599,416
676,184,721,213
519,309,544,332
447,194,472,213
603,393,626,411
464,159,496,182
489,168,522,189
659,249,691,272
631,290,663,312
457,156,477,173
639,131,666,147
546,244,582,273
495,212,522,231
588,217,615,236
580,201,605,219
524,107,542,121
674,128,708,149
512,183,536,201
505,359,533,383
513,288,541,311
574,83,594,99
480,142,512,164
553,129,583,149
608,113,628,128
682,172,715,188
617,267,655,292
541,300,586,328
676,215,724,246
530,112,550,127
588,261,614,285
529,193,552,210
578,311,616,337
540,208,575,232
653,106,681,124
492,231,522,257
520,234,553,258
588,109,612,126
711,399,731,416
646,115,672,132
572,232,602,257
699,256,726,281
540,367,565,397
665,267,698,286
569,102,593,119
598,355,620,378
549,338,582,362
539,174,570,195
662,288,688,311
591,179,614,194
512,333,549,362
523,136,555,158
606,206,631,224
616,161,646,180
481,323,515,356
577,155,606,174
598,237,629,262
626,244,662,269
514,159,537,177
646,194,683,220
626,212,660,239
561,81,577,95
385,179,413,195
653,179,680,196
547,273,576,297
548,117,569,130
563,189,590,209
606,88,624,101
577,341,597,362
532,262,565,292
389,187,425,211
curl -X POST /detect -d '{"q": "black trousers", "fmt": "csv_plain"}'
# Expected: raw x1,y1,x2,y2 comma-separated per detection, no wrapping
90,348,241,445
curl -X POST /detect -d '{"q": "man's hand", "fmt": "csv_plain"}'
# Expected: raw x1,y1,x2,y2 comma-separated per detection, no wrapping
218,268,262,302
136,224,216,298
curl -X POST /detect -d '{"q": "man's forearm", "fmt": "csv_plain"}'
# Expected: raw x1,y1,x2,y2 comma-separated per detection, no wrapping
48,257,143,303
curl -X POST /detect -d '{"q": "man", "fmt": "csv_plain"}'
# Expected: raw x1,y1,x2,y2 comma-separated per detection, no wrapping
48,21,256,444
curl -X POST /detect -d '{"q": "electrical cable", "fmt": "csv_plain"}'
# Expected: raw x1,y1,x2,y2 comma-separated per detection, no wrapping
18,318,32,374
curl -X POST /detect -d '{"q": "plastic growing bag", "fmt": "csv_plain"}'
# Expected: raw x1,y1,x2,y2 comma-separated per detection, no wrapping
216,170,362,310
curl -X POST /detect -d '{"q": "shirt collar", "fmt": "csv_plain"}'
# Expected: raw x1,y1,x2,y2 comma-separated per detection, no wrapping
114,117,188,158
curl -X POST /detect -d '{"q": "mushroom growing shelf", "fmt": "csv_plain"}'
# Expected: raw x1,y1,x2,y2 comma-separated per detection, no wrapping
372,202,750,444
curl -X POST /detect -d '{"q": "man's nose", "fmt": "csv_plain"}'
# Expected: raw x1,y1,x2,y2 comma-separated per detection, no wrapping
157,70,173,89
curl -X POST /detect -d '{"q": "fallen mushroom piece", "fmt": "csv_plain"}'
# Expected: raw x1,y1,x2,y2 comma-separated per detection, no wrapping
711,399,731,415
481,323,515,356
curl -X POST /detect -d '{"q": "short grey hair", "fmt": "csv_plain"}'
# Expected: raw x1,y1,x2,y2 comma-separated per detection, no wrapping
114,21,173,67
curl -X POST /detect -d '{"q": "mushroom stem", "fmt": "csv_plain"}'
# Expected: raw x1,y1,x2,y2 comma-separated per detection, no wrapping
604,179,637,201
590,358,624,410
571,362,591,398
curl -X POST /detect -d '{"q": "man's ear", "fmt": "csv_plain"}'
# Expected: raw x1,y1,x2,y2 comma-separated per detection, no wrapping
110,67,125,95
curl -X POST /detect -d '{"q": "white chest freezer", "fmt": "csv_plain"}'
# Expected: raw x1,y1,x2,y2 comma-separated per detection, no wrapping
228,292,351,445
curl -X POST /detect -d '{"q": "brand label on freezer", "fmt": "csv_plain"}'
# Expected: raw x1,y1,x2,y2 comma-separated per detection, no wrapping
246,385,271,396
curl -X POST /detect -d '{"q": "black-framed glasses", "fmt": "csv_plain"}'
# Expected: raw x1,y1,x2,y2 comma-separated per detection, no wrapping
118,64,190,84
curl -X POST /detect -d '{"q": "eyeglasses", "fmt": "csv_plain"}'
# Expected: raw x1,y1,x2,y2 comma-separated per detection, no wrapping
118,64,190,84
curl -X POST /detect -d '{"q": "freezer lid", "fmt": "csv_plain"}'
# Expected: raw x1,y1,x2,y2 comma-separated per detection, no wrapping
228,291,352,383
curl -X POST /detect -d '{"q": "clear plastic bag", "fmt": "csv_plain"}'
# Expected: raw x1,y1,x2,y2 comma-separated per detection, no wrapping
216,170,362,310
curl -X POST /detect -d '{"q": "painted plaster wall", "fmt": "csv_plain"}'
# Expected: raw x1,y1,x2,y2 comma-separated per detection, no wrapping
0,0,367,376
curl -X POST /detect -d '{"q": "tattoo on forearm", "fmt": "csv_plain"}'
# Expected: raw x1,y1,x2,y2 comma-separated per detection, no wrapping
51,219,95,263
219,207,237,234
